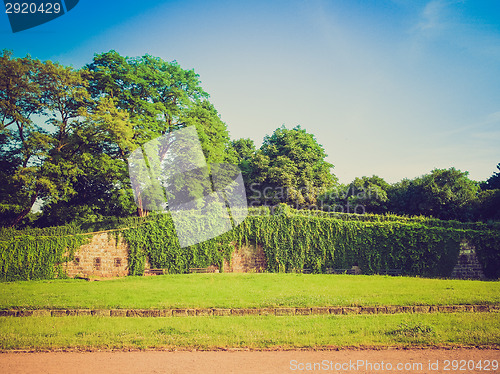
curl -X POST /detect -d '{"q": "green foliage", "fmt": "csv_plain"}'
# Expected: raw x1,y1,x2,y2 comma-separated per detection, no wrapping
120,207,499,279
246,125,337,208
483,163,500,190
388,168,480,221
2,207,498,281
0,234,87,281
122,213,234,275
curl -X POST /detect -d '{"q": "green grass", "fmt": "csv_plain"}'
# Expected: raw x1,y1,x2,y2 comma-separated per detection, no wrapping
1,274,499,310
1,313,498,350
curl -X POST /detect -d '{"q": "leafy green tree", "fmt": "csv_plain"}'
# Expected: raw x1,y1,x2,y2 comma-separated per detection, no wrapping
246,125,336,208
482,163,500,190
388,168,479,220
85,51,235,217
474,164,500,221
347,175,390,214
0,52,93,227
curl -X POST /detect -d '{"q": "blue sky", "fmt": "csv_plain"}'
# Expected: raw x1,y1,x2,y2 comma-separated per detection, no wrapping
2,0,499,183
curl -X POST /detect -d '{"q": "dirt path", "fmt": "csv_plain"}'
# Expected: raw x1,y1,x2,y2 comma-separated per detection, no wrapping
1,349,498,374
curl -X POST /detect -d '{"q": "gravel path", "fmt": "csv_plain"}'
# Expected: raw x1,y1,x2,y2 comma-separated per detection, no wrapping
1,348,499,374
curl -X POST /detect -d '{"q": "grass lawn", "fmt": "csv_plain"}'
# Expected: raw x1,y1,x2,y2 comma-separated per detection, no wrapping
1,313,498,350
0,274,499,310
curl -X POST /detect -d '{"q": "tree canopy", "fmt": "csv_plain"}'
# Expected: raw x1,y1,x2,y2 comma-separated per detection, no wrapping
245,125,337,208
0,50,235,226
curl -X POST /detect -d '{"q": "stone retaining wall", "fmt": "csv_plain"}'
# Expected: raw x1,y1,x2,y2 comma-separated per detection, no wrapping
2,304,498,317
63,232,129,278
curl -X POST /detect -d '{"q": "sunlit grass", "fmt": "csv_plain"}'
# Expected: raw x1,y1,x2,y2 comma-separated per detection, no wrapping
1,274,498,310
0,313,498,350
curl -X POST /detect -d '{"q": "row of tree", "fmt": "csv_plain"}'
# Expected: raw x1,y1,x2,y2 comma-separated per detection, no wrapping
1,50,498,227
0,50,237,227
232,128,500,222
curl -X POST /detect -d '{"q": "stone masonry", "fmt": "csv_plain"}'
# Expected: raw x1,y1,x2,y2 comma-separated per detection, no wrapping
63,232,129,278
223,243,267,272
451,240,485,280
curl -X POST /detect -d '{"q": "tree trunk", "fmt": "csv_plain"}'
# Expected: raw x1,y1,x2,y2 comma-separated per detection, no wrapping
9,192,38,228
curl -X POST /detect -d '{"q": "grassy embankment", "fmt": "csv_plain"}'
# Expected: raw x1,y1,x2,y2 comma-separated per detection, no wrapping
1,274,499,350
1,273,499,310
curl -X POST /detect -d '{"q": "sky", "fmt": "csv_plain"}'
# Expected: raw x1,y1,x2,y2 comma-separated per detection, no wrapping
1,0,499,184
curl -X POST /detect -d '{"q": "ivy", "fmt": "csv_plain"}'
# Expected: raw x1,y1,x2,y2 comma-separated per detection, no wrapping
1,206,499,281
0,234,88,281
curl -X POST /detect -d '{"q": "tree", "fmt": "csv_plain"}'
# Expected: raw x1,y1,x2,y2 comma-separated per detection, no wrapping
246,125,336,208
475,163,500,221
85,51,235,217
482,163,500,190
0,52,96,227
388,168,479,220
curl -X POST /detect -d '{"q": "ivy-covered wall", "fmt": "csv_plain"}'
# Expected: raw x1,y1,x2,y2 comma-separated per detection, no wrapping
1,206,499,281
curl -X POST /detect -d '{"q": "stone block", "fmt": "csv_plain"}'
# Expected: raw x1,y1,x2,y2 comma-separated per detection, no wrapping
295,308,312,315
329,307,343,315
0,310,18,317
212,308,231,316
110,309,127,317
51,310,68,317
360,306,377,314
311,307,330,315
385,306,399,314
342,307,360,315
76,309,92,316
474,305,490,312
92,309,110,317
413,306,431,313
32,309,51,317
159,309,173,317
17,310,34,317
400,306,414,313
258,308,276,316
275,308,295,316
196,309,213,317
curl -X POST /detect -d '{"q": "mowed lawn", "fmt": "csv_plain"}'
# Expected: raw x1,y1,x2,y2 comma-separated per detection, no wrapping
1,274,499,310
1,313,499,350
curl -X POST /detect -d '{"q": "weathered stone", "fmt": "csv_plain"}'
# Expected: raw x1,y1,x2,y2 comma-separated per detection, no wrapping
258,308,275,316
437,306,454,313
172,309,189,317
376,306,387,314
110,309,127,317
474,305,490,312
91,309,110,317
400,306,414,313
76,309,92,316
17,310,34,317
452,305,466,312
212,308,231,316
275,308,295,316
489,305,500,313
385,306,399,314
311,307,330,315
360,307,377,314
159,309,172,317
195,309,213,317
0,310,18,317
51,310,68,317
32,309,51,317
295,308,312,315
232,308,259,316
413,306,431,313
329,307,343,315
342,307,360,315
